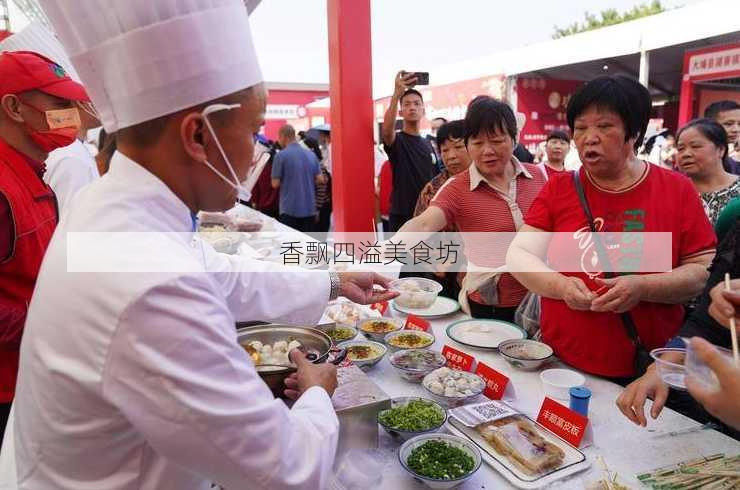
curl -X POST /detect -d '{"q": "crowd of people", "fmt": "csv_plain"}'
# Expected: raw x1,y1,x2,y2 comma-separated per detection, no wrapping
0,1,738,488
378,70,740,439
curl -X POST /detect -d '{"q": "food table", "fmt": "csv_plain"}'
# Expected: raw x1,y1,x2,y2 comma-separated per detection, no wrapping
221,210,739,488
353,306,740,489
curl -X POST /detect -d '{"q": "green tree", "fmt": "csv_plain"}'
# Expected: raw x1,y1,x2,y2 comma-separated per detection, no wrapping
553,1,667,38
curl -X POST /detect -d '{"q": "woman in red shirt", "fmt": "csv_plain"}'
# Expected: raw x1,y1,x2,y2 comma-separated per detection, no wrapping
507,75,716,382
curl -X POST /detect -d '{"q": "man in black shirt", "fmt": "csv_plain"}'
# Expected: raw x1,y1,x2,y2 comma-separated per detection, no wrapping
382,71,437,232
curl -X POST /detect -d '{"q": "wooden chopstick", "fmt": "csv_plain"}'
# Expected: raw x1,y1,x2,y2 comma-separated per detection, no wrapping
724,273,740,366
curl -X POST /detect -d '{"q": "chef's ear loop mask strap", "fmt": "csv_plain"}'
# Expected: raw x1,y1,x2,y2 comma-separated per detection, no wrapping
200,103,248,195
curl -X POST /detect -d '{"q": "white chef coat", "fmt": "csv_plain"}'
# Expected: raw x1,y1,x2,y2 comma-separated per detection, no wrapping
0,151,338,490
43,139,99,213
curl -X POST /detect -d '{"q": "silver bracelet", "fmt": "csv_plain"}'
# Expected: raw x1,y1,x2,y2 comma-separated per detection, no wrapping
328,271,341,301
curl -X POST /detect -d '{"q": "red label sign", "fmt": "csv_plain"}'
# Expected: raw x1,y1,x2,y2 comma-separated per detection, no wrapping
537,397,588,447
370,301,388,315
404,314,431,332
442,345,475,372
475,362,510,400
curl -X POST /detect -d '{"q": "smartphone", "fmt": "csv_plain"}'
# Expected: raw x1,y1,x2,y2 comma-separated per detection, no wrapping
410,71,429,86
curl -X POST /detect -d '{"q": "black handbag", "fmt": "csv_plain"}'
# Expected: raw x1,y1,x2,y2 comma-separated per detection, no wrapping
572,172,652,377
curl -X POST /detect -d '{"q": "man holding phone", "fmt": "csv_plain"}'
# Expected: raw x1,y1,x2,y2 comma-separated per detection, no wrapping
381,71,438,231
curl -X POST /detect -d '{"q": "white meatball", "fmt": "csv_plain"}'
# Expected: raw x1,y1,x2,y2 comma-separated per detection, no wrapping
287,340,302,352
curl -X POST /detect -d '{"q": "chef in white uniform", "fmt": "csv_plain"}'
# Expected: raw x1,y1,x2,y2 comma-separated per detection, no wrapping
0,21,101,213
0,1,396,489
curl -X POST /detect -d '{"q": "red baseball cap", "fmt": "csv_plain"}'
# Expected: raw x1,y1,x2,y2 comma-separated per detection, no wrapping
0,50,89,102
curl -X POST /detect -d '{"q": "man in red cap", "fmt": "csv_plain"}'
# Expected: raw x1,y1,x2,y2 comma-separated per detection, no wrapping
0,50,89,441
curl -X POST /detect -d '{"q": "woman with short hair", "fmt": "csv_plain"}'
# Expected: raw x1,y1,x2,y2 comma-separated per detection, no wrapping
507,75,716,382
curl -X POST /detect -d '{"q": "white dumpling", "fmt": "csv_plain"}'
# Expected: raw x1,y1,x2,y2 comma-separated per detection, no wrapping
463,390,474,396
445,379,457,388
451,371,462,380
436,367,450,378
456,379,470,390
444,386,458,397
429,381,444,395
273,341,288,353
249,341,263,351
260,345,273,356
287,340,302,352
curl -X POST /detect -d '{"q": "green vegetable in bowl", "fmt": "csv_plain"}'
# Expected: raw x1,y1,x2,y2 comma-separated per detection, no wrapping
407,440,475,480
325,327,354,342
379,400,444,432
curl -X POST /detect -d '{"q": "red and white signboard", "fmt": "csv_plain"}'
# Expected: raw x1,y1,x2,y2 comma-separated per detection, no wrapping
475,362,516,401
404,314,431,332
441,345,475,372
536,397,590,448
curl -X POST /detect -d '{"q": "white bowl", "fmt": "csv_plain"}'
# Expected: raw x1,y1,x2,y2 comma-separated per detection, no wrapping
499,339,553,371
384,330,435,353
540,369,585,400
422,368,485,408
390,278,443,309
357,318,404,343
377,397,447,441
399,433,482,489
337,340,387,369
390,349,448,383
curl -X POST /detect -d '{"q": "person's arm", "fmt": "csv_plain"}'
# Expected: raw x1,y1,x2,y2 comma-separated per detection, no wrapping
0,192,25,348
381,71,416,147
104,277,340,490
506,224,596,310
271,153,283,189
44,154,97,212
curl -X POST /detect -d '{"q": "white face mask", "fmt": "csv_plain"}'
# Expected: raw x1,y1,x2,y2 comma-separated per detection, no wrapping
201,103,252,203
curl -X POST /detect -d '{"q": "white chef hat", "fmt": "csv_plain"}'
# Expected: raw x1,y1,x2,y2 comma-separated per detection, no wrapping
0,21,82,83
38,0,263,133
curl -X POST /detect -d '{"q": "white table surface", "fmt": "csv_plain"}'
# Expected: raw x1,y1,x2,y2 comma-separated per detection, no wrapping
230,209,739,488
357,306,740,489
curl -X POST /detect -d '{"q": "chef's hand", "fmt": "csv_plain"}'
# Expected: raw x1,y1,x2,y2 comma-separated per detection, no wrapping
590,275,644,313
337,272,399,305
616,363,669,427
394,70,417,97
708,279,740,332
685,337,740,431
559,276,595,311
284,350,338,400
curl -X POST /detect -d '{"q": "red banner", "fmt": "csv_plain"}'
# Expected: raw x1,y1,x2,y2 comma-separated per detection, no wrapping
442,345,475,372
404,314,431,332
536,397,588,448
370,301,388,315
475,362,510,400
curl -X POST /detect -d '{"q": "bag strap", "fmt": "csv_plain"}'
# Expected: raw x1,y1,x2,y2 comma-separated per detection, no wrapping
572,171,645,349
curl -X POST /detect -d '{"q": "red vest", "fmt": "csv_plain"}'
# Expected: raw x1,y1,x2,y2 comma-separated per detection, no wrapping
0,138,57,402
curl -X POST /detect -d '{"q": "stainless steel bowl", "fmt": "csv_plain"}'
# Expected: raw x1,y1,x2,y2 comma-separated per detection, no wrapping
236,323,345,397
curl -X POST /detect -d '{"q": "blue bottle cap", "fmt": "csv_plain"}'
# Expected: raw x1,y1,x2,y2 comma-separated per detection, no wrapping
569,386,591,399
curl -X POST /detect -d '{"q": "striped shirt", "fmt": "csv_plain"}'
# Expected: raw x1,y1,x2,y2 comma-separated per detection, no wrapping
431,158,547,307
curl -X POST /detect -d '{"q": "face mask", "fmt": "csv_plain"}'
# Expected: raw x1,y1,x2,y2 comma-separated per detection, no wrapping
21,99,81,152
201,103,252,203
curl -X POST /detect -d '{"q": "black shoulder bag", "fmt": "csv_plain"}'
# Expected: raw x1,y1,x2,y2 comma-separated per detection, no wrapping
572,171,652,378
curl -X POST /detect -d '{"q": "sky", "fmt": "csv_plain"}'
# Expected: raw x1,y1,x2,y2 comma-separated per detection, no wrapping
9,0,706,95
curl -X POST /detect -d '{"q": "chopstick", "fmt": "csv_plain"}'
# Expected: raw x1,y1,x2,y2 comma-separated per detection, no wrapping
724,273,740,366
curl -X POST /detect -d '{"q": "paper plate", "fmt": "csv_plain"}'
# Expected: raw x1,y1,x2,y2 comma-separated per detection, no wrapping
446,319,526,350
392,296,460,318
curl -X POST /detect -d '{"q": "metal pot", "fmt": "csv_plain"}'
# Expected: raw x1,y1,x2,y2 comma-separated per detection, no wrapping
236,322,347,398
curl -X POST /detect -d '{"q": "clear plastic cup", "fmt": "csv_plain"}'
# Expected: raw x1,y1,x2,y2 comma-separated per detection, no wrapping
650,348,687,390
685,342,734,392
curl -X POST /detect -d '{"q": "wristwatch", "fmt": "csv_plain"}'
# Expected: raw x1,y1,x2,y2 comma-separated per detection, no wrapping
329,271,341,301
